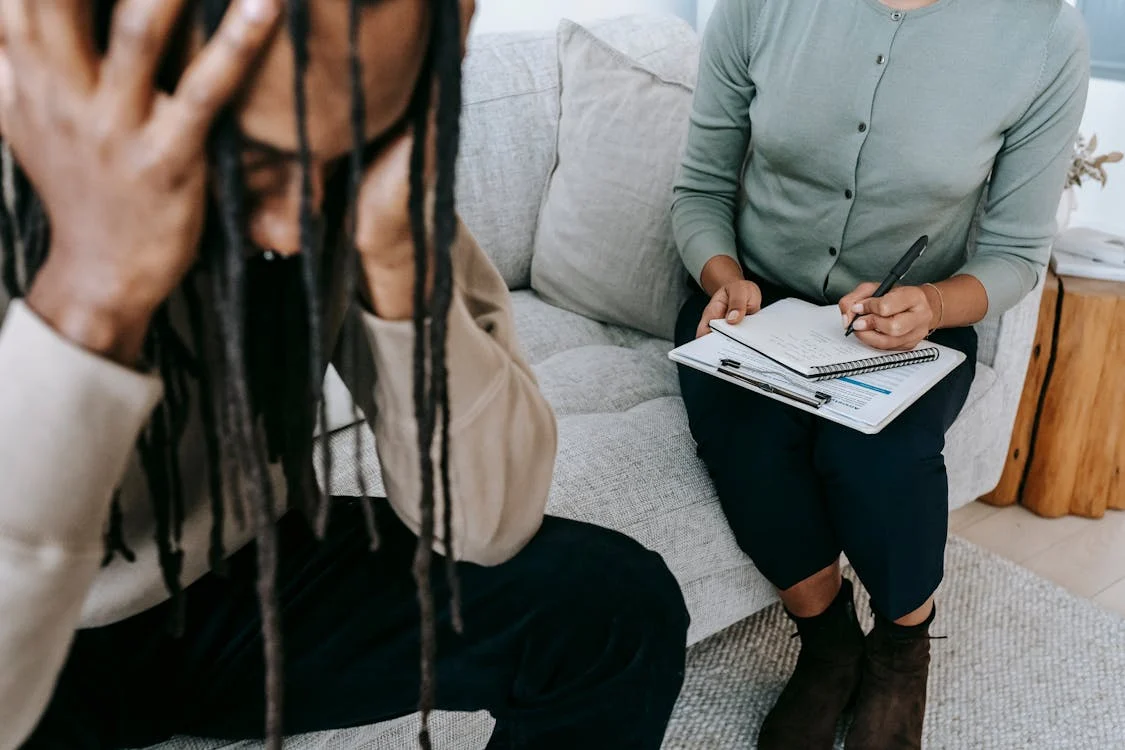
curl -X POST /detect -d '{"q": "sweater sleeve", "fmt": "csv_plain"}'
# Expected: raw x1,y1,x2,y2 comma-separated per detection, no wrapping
358,222,557,567
958,4,1090,316
0,300,163,750
671,0,760,285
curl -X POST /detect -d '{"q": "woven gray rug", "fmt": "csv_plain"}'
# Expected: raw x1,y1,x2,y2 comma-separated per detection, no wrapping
663,536,1125,749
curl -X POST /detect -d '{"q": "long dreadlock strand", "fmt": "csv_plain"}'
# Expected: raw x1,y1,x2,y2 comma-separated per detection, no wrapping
210,110,286,750
286,0,333,535
182,273,229,574
197,0,285,739
153,309,193,549
102,491,137,566
431,0,464,636
0,143,25,292
407,52,438,750
23,198,49,287
0,163,19,301
346,0,380,549
137,374,186,636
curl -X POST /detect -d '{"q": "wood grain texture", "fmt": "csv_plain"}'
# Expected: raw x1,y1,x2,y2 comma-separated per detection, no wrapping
1020,275,1125,518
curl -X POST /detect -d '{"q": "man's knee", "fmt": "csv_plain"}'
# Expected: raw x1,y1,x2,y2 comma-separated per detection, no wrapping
527,519,690,641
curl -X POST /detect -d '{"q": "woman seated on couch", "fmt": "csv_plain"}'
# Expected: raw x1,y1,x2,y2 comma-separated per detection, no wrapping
671,0,1088,747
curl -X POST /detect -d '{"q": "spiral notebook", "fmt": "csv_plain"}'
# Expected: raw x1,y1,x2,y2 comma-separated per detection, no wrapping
709,298,942,381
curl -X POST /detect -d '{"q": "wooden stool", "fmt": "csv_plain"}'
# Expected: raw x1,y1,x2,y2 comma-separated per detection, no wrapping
982,270,1125,518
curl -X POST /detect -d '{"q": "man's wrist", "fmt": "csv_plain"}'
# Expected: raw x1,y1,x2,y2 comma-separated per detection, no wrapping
25,265,152,366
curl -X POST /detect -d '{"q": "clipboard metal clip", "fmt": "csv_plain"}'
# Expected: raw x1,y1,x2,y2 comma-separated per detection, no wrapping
718,359,833,409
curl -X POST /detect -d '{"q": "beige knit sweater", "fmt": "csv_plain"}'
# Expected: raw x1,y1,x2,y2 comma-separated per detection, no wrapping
0,222,557,749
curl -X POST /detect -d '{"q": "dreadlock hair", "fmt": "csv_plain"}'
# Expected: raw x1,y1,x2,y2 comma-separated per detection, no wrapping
0,1,464,748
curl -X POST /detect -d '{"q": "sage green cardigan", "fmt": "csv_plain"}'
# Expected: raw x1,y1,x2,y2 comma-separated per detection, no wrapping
673,0,1089,315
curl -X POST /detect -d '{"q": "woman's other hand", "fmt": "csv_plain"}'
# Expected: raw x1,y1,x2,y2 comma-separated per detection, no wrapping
695,255,762,338
839,282,941,351
4,0,282,365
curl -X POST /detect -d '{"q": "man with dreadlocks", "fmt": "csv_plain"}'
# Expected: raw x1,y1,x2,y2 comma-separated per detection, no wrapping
0,1,691,749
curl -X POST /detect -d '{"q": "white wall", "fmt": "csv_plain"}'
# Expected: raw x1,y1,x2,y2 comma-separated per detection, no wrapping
1073,78,1125,235
471,0,697,34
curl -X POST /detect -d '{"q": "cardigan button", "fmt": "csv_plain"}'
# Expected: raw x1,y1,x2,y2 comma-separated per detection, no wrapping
876,54,887,65
858,122,868,133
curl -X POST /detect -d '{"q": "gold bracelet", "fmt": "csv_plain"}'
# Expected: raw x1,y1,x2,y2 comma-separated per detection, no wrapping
923,282,945,335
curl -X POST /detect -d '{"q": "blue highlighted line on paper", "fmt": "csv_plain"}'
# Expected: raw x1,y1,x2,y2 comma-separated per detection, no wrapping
839,377,892,395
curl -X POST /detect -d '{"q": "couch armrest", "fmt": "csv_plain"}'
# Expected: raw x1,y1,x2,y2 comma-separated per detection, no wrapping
973,272,1048,488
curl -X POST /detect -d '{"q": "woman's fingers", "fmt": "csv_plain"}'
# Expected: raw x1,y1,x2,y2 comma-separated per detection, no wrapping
697,291,729,338
847,285,926,334
850,309,918,339
101,0,190,119
839,281,879,312
723,281,761,325
854,328,914,351
839,281,879,329
160,0,281,156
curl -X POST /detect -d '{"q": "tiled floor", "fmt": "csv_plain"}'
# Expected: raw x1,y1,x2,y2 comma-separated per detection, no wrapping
952,500,1125,617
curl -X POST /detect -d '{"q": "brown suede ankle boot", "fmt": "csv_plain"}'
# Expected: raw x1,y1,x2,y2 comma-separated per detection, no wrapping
757,578,865,750
845,606,936,750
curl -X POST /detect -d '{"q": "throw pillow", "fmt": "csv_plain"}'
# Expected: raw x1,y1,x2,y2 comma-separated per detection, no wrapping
530,19,696,341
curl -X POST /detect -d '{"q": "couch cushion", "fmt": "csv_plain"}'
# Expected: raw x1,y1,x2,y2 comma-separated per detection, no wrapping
529,20,696,339
458,15,701,291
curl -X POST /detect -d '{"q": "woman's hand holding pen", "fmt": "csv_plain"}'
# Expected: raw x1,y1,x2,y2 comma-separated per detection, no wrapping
839,282,941,351
695,255,763,338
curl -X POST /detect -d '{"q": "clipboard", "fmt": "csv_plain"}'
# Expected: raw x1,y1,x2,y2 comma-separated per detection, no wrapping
717,359,832,409
669,333,964,434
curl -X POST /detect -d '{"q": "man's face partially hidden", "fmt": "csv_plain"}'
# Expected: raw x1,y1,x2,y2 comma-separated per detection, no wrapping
191,0,462,258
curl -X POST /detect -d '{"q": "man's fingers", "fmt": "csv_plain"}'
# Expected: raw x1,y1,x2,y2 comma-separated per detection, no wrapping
101,0,190,118
163,0,281,152
0,1,97,90
0,1,33,53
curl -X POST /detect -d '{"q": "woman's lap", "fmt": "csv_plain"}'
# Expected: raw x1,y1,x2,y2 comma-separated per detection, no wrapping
674,286,978,618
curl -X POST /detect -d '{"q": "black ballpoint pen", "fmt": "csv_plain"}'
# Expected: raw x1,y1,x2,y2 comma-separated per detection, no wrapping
844,234,929,337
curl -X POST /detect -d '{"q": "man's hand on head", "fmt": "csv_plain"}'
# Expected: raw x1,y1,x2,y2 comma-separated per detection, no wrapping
354,0,476,322
0,0,282,365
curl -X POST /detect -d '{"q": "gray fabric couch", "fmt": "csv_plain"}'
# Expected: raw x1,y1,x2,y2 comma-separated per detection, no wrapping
154,14,1043,750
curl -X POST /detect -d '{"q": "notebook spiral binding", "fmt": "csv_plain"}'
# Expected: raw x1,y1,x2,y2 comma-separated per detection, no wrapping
807,347,940,381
